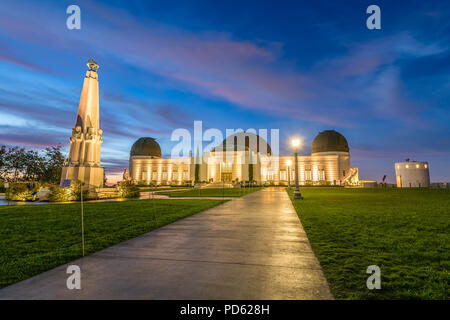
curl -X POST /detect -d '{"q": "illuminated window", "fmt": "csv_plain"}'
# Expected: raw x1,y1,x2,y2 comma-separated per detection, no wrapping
280,170,286,181
267,170,274,181
319,169,326,181
152,171,157,180
173,172,178,180
162,172,168,180
305,170,311,181
416,164,419,168
183,171,189,180
425,164,428,168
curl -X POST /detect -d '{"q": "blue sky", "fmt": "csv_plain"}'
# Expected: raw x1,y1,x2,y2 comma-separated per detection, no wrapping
0,0,449,183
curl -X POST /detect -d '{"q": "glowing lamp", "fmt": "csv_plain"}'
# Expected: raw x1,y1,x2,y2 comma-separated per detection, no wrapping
291,139,300,148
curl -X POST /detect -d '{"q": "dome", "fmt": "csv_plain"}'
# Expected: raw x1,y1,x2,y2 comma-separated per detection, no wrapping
311,130,349,154
130,137,161,158
213,132,271,155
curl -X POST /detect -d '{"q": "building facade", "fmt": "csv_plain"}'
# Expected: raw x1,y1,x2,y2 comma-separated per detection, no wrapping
129,130,359,186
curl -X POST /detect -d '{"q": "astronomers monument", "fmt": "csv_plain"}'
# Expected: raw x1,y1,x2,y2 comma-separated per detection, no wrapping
60,59,104,187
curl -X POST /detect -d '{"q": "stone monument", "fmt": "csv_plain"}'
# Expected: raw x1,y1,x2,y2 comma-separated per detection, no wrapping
60,59,104,187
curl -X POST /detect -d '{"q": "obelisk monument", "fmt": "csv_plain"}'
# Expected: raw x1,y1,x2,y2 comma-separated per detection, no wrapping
60,59,104,187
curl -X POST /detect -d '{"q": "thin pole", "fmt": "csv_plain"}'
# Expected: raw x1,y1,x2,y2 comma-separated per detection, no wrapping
288,166,291,190
80,183,84,257
152,184,156,222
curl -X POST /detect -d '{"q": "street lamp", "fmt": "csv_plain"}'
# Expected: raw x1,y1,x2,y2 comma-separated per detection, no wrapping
291,139,303,200
286,160,292,190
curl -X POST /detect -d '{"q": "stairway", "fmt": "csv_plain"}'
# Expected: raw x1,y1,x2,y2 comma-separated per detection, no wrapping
202,181,234,189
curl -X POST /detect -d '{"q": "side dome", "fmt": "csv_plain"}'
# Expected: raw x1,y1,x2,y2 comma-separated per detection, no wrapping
130,137,162,158
311,130,349,154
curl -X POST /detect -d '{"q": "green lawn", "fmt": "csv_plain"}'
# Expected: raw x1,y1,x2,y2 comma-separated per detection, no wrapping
0,198,226,289
138,187,191,192
159,187,262,197
287,187,449,300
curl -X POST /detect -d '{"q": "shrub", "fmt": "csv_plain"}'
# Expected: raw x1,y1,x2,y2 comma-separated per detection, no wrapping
116,181,140,198
49,181,88,202
5,182,42,201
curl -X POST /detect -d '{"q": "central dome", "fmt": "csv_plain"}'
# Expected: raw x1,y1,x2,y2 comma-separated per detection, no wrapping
311,130,349,154
214,132,271,155
130,137,161,158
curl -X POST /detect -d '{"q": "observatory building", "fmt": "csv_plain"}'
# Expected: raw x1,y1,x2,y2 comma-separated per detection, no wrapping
395,160,430,188
129,130,359,186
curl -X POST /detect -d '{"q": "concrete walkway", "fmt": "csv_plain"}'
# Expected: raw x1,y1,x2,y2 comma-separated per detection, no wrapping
0,187,333,300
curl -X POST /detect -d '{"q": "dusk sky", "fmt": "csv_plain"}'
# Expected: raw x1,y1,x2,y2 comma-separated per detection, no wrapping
0,0,449,183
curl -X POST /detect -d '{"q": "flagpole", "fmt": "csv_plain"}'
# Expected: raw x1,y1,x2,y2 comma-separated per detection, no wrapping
81,182,85,257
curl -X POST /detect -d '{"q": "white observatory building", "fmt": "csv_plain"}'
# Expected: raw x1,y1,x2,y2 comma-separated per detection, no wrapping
395,160,430,188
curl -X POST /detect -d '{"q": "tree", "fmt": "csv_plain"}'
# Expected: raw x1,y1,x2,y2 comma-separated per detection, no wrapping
40,146,65,184
194,145,200,183
0,146,7,180
248,151,254,182
23,149,43,181
0,145,64,184
3,147,28,182
195,163,200,183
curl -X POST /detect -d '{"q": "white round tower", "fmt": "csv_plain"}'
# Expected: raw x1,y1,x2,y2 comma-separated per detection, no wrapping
395,161,430,188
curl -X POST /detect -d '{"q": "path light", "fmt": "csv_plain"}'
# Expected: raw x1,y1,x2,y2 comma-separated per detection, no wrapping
286,160,292,190
291,139,303,200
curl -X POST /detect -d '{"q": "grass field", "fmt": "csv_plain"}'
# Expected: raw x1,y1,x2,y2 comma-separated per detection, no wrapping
0,198,226,289
288,187,449,299
159,187,262,197
139,186,190,192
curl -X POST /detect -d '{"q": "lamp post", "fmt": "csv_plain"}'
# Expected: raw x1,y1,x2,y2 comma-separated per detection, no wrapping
286,160,292,190
291,139,303,200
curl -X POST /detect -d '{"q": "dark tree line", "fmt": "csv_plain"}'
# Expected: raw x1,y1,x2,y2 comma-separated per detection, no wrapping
0,145,65,184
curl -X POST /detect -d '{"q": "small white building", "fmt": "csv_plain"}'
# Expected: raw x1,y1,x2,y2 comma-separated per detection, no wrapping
395,161,430,188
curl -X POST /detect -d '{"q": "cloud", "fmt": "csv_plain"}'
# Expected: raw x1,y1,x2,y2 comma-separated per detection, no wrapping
0,127,67,147
154,104,193,128
0,51,55,75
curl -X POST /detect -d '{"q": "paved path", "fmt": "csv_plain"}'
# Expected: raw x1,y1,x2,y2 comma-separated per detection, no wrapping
0,188,333,299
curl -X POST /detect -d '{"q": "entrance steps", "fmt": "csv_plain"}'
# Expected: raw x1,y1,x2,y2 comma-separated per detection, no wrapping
202,181,234,189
